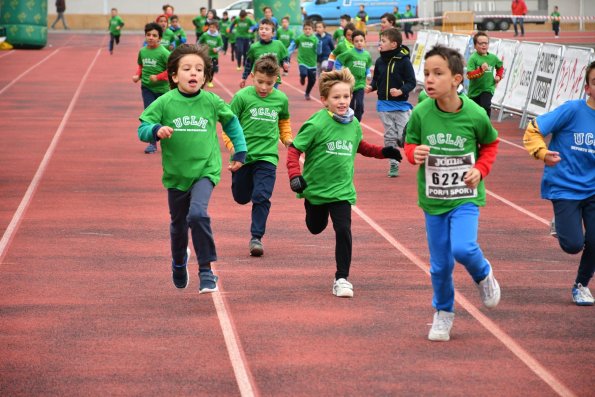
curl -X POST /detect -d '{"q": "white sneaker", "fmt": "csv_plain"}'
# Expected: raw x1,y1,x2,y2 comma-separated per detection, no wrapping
477,267,501,308
572,283,595,306
428,311,455,341
332,278,354,298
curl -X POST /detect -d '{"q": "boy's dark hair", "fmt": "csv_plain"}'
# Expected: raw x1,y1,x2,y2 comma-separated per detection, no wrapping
208,20,219,28
344,22,356,35
586,61,595,84
425,45,464,76
380,27,402,47
167,44,213,89
303,20,314,29
200,7,206,11
145,22,163,38
111,8,117,12
169,14,179,22
253,54,280,77
473,31,489,45
263,6,272,12
316,20,326,28
340,14,351,22
282,16,290,22
239,10,247,18
381,12,396,25
352,29,365,41
259,18,276,31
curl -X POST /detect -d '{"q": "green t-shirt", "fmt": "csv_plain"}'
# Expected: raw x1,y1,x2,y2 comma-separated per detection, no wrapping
246,40,288,81
467,52,503,97
336,48,372,91
199,32,224,59
219,19,231,38
192,15,207,33
161,29,176,50
278,27,295,48
233,18,256,39
295,33,319,68
292,109,363,205
170,27,187,48
550,11,561,22
405,95,499,215
109,15,124,36
231,86,289,166
332,39,353,58
139,89,239,190
137,45,170,94
333,27,344,43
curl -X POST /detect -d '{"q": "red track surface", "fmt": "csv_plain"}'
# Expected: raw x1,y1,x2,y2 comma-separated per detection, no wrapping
1,32,594,396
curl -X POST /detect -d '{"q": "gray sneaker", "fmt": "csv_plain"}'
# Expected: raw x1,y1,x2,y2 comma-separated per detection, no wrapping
388,163,399,177
199,271,219,294
428,311,455,341
477,267,501,308
249,237,263,257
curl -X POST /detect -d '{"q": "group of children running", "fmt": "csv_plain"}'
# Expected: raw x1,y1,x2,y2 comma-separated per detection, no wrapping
129,6,594,343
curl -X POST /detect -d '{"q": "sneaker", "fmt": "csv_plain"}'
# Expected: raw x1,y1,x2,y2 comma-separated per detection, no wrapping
300,75,306,86
572,283,594,306
550,217,557,238
388,163,399,178
332,278,354,298
207,82,214,88
428,311,455,341
144,143,157,154
477,267,501,308
282,71,288,76
171,247,191,289
199,271,219,294
304,93,310,101
249,237,264,257
236,66,242,71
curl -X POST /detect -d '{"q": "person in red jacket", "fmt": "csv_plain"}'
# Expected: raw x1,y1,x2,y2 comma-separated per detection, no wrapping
511,0,528,37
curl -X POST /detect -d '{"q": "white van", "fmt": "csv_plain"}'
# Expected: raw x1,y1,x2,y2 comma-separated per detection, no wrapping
215,0,254,19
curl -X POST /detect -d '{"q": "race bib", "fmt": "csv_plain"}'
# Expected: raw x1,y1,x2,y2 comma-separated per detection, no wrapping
425,153,477,200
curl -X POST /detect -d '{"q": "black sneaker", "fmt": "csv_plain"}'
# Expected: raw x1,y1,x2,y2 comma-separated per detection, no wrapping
199,271,219,294
249,237,264,257
300,75,306,86
171,248,190,289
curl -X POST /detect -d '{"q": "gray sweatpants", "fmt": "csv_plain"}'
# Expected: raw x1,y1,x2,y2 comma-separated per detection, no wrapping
379,110,411,166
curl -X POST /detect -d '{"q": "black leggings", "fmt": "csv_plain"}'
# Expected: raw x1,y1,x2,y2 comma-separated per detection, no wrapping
305,200,352,279
470,92,493,118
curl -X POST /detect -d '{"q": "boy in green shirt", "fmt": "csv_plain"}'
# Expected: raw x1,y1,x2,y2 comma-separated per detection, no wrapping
293,20,319,100
405,45,500,342
286,69,402,298
108,8,124,55
240,18,289,88
156,14,175,51
335,30,372,121
168,15,188,48
192,7,207,43
132,22,171,154
278,16,295,76
466,32,504,118
231,10,256,70
326,22,355,71
551,6,561,38
138,44,247,293
222,55,293,256
198,20,224,88
333,14,351,44
219,11,232,56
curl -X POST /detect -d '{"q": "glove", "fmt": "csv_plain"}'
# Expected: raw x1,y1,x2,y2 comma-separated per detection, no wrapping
326,60,334,72
382,146,402,162
290,176,307,193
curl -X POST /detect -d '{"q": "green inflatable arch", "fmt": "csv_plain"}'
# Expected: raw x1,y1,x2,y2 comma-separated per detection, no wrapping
0,0,47,49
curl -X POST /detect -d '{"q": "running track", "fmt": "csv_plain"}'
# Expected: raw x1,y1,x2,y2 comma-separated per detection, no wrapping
0,32,594,396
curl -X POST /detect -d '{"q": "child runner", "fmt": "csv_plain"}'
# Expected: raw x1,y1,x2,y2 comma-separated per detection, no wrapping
402,4,415,40
326,22,355,71
192,7,207,43
286,69,403,298
132,22,170,154
156,14,176,51
366,28,416,178
222,55,292,256
240,18,289,88
169,15,188,48
292,20,319,100
198,20,223,88
108,8,124,55
466,31,504,118
404,45,501,341
228,16,238,62
522,61,595,306
333,14,351,45
335,30,372,121
551,6,561,38
278,16,295,75
138,44,247,293
231,10,256,71
355,4,368,34
315,21,334,77
219,11,232,56
162,4,174,18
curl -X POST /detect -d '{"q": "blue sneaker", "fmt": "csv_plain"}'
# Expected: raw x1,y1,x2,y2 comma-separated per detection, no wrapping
144,143,157,154
199,271,218,294
572,283,594,306
172,248,191,289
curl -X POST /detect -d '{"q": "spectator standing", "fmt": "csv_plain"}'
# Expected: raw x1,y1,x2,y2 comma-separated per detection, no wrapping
511,0,528,37
51,0,69,30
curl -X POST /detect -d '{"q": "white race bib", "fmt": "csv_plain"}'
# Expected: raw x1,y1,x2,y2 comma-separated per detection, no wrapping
425,153,477,200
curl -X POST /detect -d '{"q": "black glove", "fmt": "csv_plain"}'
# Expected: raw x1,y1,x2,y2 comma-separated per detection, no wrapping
290,176,307,193
382,146,402,162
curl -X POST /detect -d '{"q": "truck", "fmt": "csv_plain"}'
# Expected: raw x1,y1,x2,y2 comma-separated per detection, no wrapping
302,0,419,26
433,0,548,31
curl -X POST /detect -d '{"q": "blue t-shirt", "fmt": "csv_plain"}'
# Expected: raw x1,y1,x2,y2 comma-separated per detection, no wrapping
535,99,595,200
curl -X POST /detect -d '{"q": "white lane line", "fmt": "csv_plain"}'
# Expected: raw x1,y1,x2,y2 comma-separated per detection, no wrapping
284,79,574,396
209,75,259,397
0,48,101,263
0,50,15,59
0,49,61,96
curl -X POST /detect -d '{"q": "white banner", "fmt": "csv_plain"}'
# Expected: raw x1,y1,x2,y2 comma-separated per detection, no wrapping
411,30,428,84
502,42,541,112
489,38,501,56
527,44,564,115
492,39,519,107
448,34,472,60
415,30,441,84
549,46,593,110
